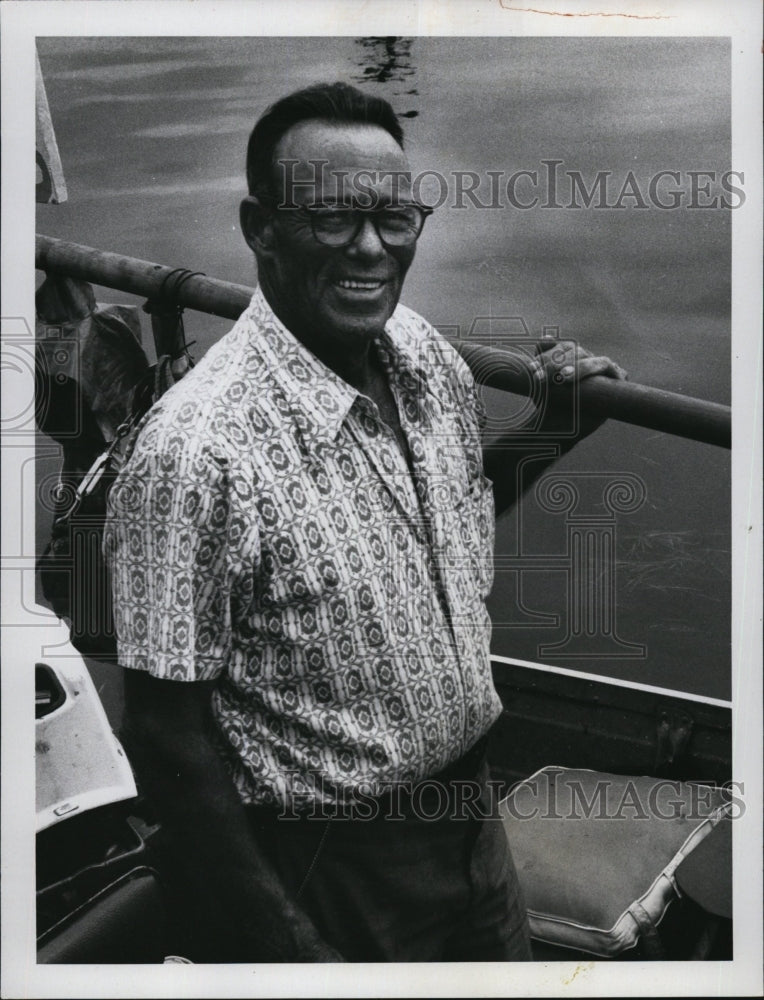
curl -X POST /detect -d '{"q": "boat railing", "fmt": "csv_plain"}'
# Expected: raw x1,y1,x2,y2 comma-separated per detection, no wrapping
35,233,731,449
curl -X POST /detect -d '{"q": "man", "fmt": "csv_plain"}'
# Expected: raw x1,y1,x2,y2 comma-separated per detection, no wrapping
104,82,626,963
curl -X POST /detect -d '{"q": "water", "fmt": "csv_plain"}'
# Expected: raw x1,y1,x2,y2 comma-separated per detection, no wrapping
36,36,731,698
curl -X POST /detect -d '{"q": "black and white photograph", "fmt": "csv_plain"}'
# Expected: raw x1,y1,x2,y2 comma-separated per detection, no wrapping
2,1,761,996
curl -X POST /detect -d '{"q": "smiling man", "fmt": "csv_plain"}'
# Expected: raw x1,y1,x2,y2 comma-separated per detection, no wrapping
247,119,420,356
105,82,625,963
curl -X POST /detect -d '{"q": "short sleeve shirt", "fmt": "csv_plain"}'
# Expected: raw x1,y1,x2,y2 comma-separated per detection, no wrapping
104,288,502,809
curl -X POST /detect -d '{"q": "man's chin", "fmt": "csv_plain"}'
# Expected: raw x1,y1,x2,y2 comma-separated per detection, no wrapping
320,305,393,346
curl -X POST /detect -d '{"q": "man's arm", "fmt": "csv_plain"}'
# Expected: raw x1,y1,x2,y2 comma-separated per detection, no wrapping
122,669,343,963
482,338,628,515
105,429,341,962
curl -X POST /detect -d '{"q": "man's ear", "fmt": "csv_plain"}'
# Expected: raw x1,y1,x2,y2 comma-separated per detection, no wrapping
240,195,275,254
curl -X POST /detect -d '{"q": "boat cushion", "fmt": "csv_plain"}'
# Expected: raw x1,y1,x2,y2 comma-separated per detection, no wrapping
501,767,731,957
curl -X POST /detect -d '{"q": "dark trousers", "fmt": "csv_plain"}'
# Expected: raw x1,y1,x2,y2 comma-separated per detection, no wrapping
248,757,532,962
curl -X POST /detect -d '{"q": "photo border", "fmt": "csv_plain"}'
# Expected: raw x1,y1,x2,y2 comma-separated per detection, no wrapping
2,2,761,997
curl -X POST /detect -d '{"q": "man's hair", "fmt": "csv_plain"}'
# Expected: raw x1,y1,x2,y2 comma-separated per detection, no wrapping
246,81,404,198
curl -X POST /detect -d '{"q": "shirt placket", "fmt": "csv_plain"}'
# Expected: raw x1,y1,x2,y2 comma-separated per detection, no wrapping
385,375,474,752
345,398,420,522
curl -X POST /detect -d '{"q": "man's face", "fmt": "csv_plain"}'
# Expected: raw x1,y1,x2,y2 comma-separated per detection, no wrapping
248,120,417,352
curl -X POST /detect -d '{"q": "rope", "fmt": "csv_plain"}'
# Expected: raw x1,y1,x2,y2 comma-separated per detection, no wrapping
142,267,205,367
155,267,207,305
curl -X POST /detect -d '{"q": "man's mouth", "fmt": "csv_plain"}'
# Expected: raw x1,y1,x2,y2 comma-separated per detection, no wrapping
335,278,386,291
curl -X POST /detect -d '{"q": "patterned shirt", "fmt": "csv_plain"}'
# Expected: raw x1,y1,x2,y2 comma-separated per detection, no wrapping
104,287,502,809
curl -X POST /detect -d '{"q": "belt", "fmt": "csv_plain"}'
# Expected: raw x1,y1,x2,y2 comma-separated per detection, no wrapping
426,735,489,785
353,735,491,822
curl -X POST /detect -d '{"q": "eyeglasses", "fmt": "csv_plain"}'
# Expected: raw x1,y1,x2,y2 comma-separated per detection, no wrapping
290,203,434,248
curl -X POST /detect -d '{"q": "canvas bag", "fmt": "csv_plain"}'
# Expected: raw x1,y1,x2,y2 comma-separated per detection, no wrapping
35,274,190,659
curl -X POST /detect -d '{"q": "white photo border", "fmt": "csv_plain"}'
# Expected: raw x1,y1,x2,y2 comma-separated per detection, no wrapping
2,2,761,997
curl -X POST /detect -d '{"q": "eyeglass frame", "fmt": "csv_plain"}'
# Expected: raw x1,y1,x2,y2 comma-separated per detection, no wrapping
260,195,435,248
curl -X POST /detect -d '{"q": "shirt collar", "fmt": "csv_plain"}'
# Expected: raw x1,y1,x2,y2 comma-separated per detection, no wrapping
373,323,435,425
243,286,359,446
242,286,435,445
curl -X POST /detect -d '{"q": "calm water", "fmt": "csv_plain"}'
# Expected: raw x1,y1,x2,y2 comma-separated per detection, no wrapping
36,37,731,698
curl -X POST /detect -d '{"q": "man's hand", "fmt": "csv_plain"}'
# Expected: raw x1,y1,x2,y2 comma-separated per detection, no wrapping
482,336,628,515
531,336,628,387
529,336,628,438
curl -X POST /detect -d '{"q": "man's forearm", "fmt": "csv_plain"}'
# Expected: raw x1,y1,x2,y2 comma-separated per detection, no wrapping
481,341,625,515
122,675,342,962
482,418,584,516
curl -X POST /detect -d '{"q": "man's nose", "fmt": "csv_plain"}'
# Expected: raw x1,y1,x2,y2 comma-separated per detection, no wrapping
346,216,385,260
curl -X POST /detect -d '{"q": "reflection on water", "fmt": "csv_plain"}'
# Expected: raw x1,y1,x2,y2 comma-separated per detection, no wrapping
354,37,418,118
